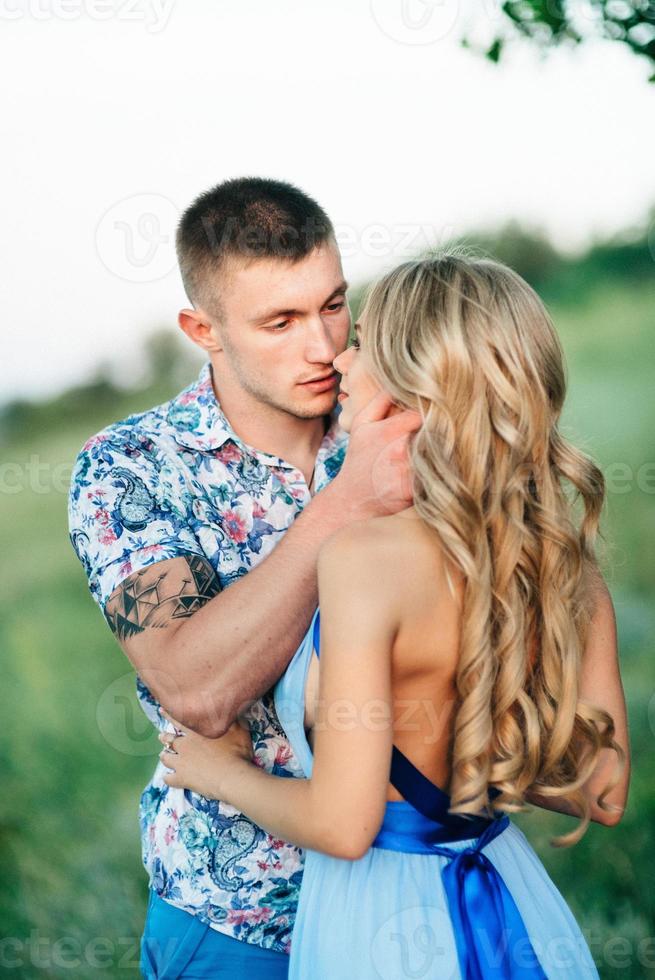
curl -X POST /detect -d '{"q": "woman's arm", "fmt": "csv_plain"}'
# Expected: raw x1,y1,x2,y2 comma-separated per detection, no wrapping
525,573,630,826
161,521,400,860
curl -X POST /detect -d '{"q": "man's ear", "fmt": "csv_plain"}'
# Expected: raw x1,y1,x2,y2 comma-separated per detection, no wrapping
178,307,223,353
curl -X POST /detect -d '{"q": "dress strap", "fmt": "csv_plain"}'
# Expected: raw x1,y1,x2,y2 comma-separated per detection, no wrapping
390,745,451,819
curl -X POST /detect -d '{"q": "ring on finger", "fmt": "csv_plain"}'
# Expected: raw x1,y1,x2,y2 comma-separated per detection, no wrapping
162,732,178,754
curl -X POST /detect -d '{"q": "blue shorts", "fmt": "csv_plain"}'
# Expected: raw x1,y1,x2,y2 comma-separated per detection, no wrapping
140,889,290,979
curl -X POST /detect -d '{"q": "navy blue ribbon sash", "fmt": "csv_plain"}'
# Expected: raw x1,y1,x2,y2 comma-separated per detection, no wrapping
431,818,547,979
311,607,547,978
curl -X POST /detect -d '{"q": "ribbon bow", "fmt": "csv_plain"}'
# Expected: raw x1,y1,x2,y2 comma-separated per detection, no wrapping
431,817,548,979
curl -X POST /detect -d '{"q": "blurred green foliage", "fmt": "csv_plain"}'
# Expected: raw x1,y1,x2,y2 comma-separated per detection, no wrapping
1,220,653,977
462,0,655,81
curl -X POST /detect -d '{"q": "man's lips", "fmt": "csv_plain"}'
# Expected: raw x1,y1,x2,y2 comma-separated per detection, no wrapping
300,371,339,391
300,371,337,384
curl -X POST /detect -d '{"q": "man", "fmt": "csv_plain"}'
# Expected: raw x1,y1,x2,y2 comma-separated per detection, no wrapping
68,177,421,978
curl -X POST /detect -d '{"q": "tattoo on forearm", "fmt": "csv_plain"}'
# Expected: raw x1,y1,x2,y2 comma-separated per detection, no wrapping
104,555,221,641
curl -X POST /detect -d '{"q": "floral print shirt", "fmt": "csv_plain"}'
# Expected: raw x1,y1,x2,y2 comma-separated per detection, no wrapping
68,359,349,953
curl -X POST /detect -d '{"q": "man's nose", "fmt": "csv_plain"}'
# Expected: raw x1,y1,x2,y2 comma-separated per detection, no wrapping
333,345,352,373
305,318,339,362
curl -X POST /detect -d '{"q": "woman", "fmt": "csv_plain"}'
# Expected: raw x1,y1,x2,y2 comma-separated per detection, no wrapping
159,254,629,979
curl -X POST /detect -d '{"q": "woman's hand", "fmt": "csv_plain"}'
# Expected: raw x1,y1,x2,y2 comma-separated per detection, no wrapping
157,708,254,802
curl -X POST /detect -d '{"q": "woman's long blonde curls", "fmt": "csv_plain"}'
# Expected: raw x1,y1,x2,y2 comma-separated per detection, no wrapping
359,251,623,846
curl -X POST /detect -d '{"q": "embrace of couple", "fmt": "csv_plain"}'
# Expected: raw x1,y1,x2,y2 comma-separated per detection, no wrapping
68,177,630,980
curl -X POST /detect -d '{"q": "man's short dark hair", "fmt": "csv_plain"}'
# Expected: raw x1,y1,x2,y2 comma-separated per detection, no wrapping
176,177,335,311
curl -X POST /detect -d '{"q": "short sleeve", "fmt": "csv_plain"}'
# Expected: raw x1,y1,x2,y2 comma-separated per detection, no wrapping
67,429,204,614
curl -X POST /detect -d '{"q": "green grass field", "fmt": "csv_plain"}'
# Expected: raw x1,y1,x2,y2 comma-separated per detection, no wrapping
1,280,653,978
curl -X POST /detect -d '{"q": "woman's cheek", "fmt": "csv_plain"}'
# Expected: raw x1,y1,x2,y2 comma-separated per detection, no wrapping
337,398,352,431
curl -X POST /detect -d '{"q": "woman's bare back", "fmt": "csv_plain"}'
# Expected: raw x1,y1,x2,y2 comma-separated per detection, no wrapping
304,506,465,802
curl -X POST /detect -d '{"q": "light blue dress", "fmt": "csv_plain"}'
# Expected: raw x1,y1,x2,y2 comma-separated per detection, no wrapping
274,607,600,980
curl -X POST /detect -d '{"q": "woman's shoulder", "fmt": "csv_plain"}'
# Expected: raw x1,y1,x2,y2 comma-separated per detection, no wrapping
317,519,395,594
318,510,410,565
317,507,449,597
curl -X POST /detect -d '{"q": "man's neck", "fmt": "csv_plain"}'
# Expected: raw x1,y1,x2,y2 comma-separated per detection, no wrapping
209,364,331,478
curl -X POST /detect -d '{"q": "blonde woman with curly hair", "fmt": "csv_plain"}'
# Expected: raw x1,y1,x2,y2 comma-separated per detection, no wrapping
160,253,630,979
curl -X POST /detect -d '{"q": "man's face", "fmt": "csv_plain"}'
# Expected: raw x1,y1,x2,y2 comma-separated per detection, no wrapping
209,240,351,421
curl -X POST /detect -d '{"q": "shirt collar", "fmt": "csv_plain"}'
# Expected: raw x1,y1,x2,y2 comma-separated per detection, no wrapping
167,360,348,468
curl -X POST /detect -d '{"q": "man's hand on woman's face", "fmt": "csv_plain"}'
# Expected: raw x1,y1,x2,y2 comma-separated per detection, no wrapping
336,390,422,519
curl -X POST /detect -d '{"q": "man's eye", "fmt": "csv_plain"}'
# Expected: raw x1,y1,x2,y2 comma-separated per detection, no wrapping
271,321,289,331
325,301,345,313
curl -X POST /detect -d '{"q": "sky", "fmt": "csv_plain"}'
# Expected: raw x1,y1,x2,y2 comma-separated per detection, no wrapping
1,0,654,403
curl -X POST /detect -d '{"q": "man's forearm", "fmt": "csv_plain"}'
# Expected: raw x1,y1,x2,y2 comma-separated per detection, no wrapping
155,479,362,735
108,401,420,734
